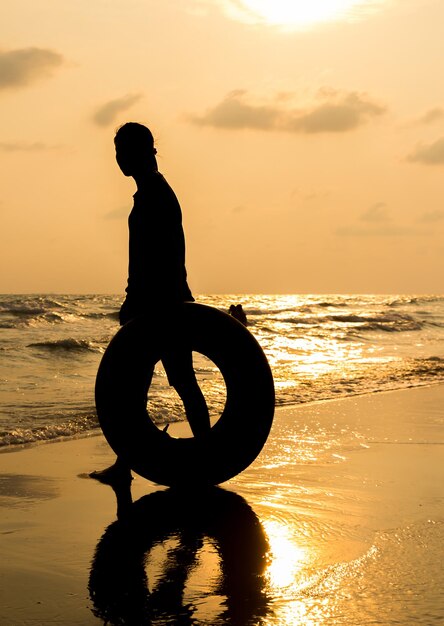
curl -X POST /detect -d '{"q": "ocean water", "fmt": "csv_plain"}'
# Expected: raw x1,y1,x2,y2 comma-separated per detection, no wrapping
1,293,444,449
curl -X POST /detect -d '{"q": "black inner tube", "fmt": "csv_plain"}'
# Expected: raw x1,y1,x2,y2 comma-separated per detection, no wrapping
95,303,275,486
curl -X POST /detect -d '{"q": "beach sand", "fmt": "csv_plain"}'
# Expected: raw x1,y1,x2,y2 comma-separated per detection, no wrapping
0,385,443,625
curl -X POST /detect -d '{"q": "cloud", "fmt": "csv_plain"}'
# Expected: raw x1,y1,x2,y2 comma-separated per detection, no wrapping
418,108,444,125
0,141,60,152
232,205,248,214
418,210,444,223
189,89,278,130
289,91,385,133
189,89,385,133
336,226,417,237
93,94,143,127
102,206,129,220
360,202,390,222
407,137,444,165
0,47,64,90
338,203,428,237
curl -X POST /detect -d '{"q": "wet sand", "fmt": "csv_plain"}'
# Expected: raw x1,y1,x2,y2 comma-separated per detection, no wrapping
0,385,443,625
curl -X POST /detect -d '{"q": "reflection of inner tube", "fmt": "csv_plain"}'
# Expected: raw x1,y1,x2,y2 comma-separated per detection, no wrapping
89,487,270,625
95,303,275,486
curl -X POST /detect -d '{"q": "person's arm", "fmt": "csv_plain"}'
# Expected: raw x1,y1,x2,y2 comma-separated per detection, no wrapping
152,182,192,305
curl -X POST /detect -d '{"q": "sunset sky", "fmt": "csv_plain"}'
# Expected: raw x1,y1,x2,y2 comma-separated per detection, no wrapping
1,0,444,294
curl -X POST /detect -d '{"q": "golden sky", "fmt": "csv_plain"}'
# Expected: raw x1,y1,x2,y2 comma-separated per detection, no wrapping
1,0,443,294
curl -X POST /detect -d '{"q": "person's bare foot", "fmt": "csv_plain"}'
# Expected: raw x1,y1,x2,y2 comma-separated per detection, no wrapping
89,461,133,487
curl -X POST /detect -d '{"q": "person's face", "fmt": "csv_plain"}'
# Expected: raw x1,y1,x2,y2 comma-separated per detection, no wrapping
115,141,140,177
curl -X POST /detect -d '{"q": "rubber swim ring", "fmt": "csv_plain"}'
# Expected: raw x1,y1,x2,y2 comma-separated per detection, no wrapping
95,303,275,486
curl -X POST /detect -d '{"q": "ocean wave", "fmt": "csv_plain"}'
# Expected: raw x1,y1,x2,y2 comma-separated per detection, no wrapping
2,293,444,451
328,313,423,332
0,322,19,329
266,312,424,332
0,299,75,328
388,295,444,307
28,312,72,326
410,357,444,375
273,359,444,407
0,296,66,314
0,413,99,448
0,295,120,328
276,316,320,326
0,306,47,317
81,311,120,321
27,338,104,354
314,300,346,308
0,314,68,329
249,302,343,316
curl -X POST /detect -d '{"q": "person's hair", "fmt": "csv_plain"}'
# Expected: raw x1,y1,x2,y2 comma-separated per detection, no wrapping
114,122,158,169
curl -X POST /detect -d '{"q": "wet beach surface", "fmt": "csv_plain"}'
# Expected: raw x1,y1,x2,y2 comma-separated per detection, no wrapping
0,385,443,624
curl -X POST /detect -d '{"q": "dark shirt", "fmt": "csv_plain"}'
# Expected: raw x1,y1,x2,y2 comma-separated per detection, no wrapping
124,172,194,310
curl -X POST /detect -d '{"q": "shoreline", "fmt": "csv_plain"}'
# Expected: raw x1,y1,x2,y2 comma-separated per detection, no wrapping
2,379,444,457
1,384,443,624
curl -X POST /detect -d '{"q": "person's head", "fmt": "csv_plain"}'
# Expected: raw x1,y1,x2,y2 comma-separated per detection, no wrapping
114,122,158,177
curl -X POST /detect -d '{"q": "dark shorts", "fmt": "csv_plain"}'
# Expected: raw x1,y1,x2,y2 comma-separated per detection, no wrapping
119,297,196,389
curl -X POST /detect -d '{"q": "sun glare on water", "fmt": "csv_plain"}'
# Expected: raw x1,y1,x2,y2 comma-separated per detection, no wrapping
222,0,387,30
263,520,309,589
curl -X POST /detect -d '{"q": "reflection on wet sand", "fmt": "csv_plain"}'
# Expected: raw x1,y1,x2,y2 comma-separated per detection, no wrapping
89,487,271,625
0,474,59,507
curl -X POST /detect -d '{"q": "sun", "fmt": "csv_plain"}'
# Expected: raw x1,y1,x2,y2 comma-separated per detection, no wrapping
221,0,386,30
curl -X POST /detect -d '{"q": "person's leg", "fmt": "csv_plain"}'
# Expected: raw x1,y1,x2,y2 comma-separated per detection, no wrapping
162,349,210,438
174,375,210,438
90,365,154,484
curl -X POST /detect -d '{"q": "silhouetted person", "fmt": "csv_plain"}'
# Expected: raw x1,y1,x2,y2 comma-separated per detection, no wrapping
91,122,210,486
228,304,248,326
